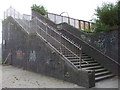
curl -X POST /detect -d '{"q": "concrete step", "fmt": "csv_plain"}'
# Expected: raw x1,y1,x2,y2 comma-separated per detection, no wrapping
64,55,75,57
94,68,107,73
81,63,100,68
82,58,93,61
67,57,79,59
72,61,87,65
87,61,97,64
70,59,80,62
95,74,115,82
81,56,91,59
81,53,88,56
95,71,110,77
81,65,103,70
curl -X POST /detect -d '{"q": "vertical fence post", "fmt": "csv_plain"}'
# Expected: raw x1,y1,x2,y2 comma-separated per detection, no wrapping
79,46,82,69
79,20,81,30
10,7,12,17
54,14,56,23
6,9,8,18
84,21,85,30
4,11,5,20
68,17,70,24
88,22,91,31
14,9,15,18
74,19,75,28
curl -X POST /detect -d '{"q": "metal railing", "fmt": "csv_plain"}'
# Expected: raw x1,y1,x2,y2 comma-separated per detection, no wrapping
31,17,85,68
4,7,31,34
4,7,84,69
48,13,92,31
4,7,31,20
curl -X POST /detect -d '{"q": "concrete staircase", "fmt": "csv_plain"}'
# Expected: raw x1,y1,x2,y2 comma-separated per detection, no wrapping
15,16,115,83
60,47,115,82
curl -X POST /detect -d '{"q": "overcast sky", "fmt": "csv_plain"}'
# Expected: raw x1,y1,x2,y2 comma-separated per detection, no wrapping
0,0,118,44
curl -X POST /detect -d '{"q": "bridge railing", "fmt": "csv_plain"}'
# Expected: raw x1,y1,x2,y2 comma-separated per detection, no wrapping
4,7,31,21
48,13,92,31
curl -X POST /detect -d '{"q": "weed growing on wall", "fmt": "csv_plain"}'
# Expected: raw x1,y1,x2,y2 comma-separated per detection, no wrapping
31,4,48,16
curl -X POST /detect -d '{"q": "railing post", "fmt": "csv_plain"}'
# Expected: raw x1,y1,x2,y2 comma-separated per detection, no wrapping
4,11,5,20
84,21,85,30
60,33,62,54
79,20,81,30
68,17,70,24
14,9,15,18
54,14,56,23
88,22,90,30
62,16,63,23
74,19,75,27
79,46,82,69
45,23,48,41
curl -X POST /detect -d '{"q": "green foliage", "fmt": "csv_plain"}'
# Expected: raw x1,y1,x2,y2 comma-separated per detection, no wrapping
83,28,94,33
93,1,120,32
31,4,48,16
2,16,12,24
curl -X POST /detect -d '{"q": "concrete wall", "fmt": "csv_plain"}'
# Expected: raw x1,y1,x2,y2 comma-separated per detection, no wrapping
2,17,95,88
31,10,119,76
59,23,119,76
61,23,118,62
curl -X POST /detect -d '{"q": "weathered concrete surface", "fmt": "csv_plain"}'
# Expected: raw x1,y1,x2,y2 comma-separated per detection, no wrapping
0,64,2,89
2,65,119,88
2,65,84,88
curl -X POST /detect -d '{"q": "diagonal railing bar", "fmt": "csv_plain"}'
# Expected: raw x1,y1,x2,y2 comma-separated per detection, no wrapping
36,24,82,69
36,32,78,71
32,17,86,68
4,7,87,69
35,17,82,53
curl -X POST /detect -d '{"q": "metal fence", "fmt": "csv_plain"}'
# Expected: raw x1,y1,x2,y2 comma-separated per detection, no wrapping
4,7,32,34
31,17,83,68
4,7,83,69
4,7,92,31
48,13,92,31
4,7,31,21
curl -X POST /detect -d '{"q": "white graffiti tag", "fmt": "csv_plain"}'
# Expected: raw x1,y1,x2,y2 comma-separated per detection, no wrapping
29,50,36,61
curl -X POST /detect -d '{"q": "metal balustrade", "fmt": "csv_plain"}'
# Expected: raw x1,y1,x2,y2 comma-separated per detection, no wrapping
48,13,92,31
4,7,86,69
31,17,84,68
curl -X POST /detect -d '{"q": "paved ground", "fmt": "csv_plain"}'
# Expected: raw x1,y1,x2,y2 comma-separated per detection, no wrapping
1,65,120,88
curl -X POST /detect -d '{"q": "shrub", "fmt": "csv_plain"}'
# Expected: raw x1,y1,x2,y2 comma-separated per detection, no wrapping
31,4,48,16
93,1,120,32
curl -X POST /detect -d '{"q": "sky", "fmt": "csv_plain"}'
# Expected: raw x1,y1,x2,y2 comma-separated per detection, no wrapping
0,0,118,44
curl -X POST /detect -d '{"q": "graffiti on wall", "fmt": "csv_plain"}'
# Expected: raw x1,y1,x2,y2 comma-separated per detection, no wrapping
29,50,36,61
94,39,106,53
16,49,25,60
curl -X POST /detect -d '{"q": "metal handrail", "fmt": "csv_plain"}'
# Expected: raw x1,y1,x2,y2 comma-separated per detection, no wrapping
36,25,82,68
36,32,78,71
30,19,79,70
14,18,29,34
61,28,120,66
34,17,82,53
33,17,83,66
4,7,84,69
37,25,81,60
